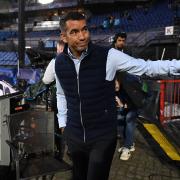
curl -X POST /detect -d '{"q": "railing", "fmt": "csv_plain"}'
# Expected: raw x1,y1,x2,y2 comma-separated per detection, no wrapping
158,79,180,124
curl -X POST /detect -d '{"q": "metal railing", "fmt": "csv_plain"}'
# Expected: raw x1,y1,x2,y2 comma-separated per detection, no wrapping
157,79,180,124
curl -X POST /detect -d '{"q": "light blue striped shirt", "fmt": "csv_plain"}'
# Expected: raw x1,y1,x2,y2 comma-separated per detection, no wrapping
55,47,180,127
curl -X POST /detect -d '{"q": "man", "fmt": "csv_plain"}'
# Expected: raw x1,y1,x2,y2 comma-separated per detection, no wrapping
43,40,65,161
113,32,138,161
55,11,180,180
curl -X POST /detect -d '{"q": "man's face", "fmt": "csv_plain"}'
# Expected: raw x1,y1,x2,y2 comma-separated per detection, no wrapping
114,37,126,50
61,19,90,58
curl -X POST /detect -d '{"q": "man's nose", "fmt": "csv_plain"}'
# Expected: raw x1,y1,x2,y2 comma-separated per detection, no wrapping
78,31,86,40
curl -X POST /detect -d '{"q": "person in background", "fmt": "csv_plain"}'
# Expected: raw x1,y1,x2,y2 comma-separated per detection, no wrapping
113,32,138,160
112,31,130,54
55,11,180,180
115,75,138,160
42,40,65,84
38,38,44,49
42,40,65,161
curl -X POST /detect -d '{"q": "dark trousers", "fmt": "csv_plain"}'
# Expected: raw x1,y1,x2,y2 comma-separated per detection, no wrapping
66,135,117,180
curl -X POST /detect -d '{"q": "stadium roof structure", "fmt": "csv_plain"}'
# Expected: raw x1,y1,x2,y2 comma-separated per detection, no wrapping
0,0,151,13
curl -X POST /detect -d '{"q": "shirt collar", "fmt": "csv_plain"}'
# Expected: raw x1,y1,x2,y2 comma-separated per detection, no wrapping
68,47,88,61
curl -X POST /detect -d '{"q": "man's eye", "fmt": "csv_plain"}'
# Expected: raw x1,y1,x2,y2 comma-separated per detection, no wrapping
83,27,88,31
70,30,78,35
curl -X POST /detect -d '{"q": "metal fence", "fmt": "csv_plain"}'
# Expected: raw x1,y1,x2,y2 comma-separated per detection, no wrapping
157,79,180,124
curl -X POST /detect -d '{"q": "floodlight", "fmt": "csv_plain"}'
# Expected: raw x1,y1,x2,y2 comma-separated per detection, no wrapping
38,0,54,4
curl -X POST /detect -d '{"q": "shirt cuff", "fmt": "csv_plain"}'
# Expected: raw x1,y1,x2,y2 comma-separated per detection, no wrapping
57,116,67,128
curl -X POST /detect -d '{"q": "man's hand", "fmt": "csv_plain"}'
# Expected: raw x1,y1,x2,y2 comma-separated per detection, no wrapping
60,127,65,134
115,96,124,107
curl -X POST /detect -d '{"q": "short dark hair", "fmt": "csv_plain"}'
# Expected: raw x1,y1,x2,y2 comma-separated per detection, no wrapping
60,11,86,32
113,32,127,44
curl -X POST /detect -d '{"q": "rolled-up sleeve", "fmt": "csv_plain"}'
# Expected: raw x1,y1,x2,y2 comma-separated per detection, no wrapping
106,48,180,80
55,76,67,128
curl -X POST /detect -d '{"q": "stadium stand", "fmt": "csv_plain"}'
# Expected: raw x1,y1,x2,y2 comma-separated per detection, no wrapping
0,51,30,66
0,31,17,41
88,0,174,33
0,0,175,41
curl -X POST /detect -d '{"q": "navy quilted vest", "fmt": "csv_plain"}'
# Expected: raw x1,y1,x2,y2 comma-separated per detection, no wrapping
55,43,117,142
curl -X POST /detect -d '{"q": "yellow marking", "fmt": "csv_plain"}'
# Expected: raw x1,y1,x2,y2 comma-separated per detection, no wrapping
143,123,180,161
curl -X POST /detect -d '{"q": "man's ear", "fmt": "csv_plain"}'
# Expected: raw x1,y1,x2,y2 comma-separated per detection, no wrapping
61,33,67,43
